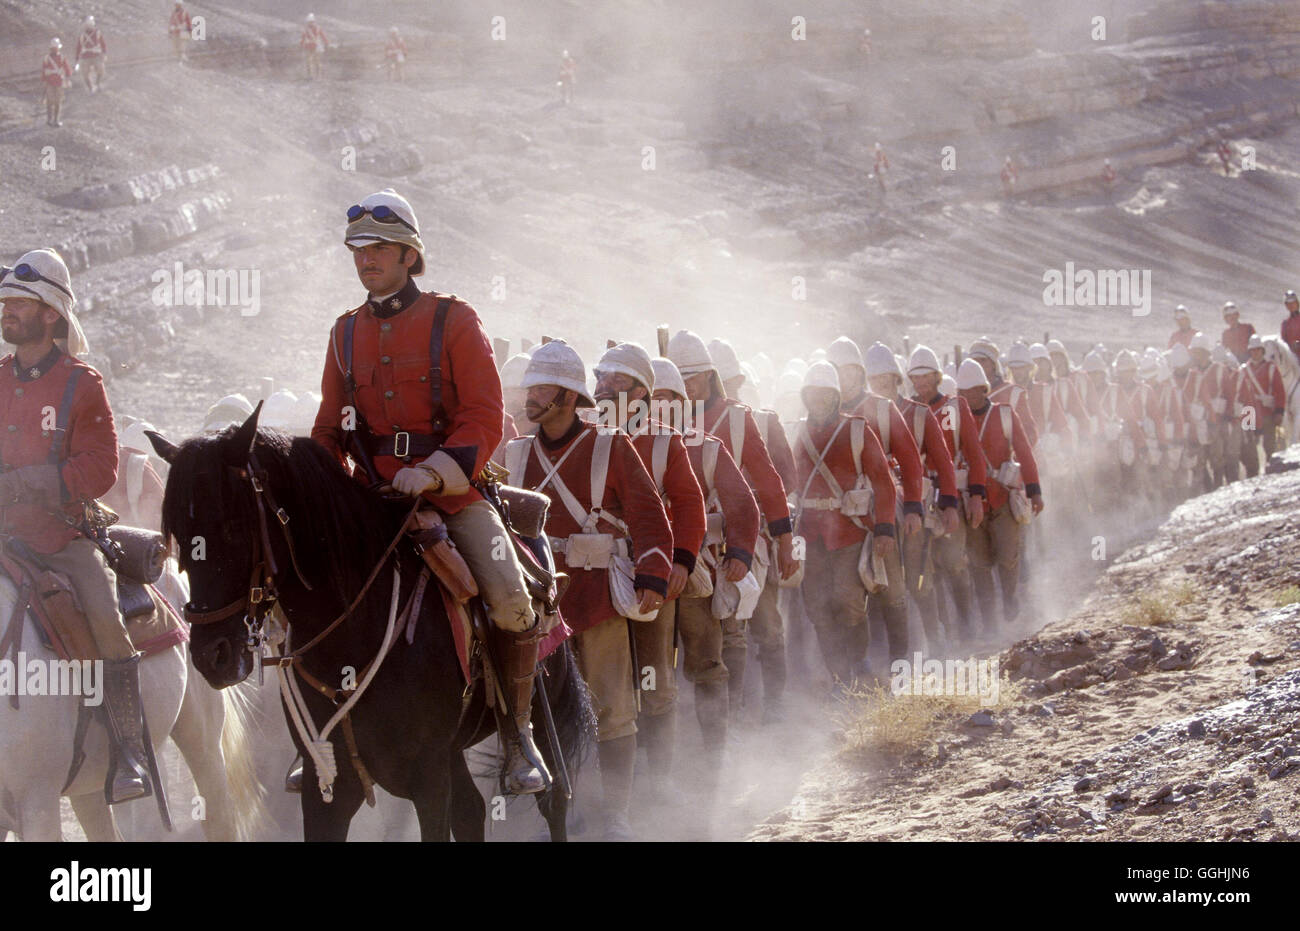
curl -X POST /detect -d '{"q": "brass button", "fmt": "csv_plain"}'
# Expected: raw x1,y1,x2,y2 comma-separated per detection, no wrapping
14,388,23,398
5,424,15,433
381,355,391,364
419,375,427,382
384,390,394,400
380,322,392,332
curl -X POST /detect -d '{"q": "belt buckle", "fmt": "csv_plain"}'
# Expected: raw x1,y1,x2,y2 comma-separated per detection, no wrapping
394,431,411,459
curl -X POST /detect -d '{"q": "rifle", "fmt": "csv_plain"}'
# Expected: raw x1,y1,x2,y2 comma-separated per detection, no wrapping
657,324,669,358
627,618,641,713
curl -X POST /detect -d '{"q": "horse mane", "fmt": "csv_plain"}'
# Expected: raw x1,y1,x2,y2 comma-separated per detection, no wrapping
161,427,404,606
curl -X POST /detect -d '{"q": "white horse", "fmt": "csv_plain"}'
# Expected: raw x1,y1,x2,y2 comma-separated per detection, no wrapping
1261,336,1300,445
0,562,265,841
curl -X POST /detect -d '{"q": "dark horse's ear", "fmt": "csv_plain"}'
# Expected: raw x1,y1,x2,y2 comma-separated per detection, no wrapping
228,400,263,460
145,430,180,464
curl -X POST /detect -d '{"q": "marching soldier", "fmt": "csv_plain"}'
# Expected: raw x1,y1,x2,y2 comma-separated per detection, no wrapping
1043,340,1092,446
41,39,72,127
384,26,407,82
1145,356,1187,504
310,190,550,795
1220,302,1255,362
1236,335,1284,476
868,346,963,653
955,359,1042,631
75,17,107,94
909,346,987,646
168,2,192,63
558,50,576,105
1183,332,1226,491
790,362,897,686
101,420,167,532
0,248,155,803
301,14,329,81
1281,291,1300,358
592,343,706,806
668,331,798,726
649,357,760,813
504,342,673,840
856,342,926,665
1100,351,1154,503
1215,346,1243,483
1169,305,1195,349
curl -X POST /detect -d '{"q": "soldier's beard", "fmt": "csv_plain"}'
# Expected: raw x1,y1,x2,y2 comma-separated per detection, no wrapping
0,315,43,346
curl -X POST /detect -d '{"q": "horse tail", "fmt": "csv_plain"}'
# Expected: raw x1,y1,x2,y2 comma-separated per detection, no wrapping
219,682,267,842
544,639,597,781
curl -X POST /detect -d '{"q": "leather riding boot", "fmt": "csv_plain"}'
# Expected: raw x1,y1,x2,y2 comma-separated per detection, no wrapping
101,653,153,804
598,734,637,841
492,623,553,795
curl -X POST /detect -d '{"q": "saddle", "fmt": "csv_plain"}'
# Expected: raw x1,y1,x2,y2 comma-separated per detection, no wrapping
0,530,187,672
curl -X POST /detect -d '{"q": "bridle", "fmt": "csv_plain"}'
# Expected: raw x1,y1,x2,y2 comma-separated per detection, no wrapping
181,447,418,664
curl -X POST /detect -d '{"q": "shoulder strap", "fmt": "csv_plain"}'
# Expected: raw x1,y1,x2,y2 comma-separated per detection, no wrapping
798,419,850,501
912,403,926,448
875,398,890,454
340,314,357,402
589,430,614,513
729,406,746,466
949,400,961,452
850,417,865,481
1243,362,1267,399
702,436,720,493
1000,404,1012,444
48,367,84,465
650,432,671,493
428,296,453,434
504,435,532,487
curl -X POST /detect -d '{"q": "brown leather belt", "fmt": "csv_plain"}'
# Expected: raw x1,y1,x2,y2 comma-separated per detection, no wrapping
367,432,442,460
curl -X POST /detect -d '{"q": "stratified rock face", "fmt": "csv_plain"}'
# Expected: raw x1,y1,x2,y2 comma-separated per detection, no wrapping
57,164,222,210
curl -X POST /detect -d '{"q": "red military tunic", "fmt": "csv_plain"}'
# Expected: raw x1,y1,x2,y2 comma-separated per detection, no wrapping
683,426,760,570
1222,321,1256,362
301,23,329,51
701,396,792,537
923,392,989,500
1168,328,1194,350
385,36,408,61
1050,374,1092,442
168,8,192,36
42,51,71,87
792,413,897,552
1182,362,1226,425
511,419,672,633
76,28,107,62
1282,313,1300,358
895,395,959,508
1148,381,1186,445
1237,357,1285,417
0,349,117,554
848,392,925,517
988,379,1038,447
628,420,707,573
312,281,503,515
751,408,797,494
969,401,1041,513
1028,380,1072,443
1100,381,1151,448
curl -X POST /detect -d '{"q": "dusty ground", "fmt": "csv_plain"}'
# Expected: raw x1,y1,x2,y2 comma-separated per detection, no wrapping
753,453,1300,842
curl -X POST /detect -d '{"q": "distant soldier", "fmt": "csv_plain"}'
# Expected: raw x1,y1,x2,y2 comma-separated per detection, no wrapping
1281,290,1300,358
872,142,889,195
75,16,107,94
859,28,872,66
1168,304,1194,349
1220,301,1255,361
1183,332,1227,491
558,50,576,106
102,420,166,532
301,14,329,81
970,338,1038,447
41,39,72,128
1214,346,1243,483
1237,334,1285,476
1000,156,1018,197
169,2,192,63
1101,158,1116,184
384,26,407,82
1216,138,1233,175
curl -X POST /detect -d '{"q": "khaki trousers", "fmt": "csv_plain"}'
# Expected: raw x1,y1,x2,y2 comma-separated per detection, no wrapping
673,593,728,685
801,539,867,683
37,537,134,660
632,597,678,716
966,503,1022,626
573,617,637,742
442,499,535,632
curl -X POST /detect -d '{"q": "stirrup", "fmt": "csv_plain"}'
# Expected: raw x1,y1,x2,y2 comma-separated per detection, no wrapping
504,723,552,795
285,756,304,794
